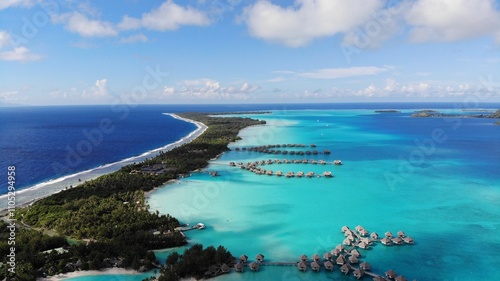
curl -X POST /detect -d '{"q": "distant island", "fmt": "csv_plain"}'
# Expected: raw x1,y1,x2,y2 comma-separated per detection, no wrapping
374,109,401,113
411,109,500,120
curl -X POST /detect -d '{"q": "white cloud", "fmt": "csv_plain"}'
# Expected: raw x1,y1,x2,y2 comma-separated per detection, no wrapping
162,79,258,101
298,66,389,79
0,46,41,62
120,33,148,44
241,0,384,47
82,79,110,99
405,0,500,43
0,30,11,48
118,1,210,31
52,12,118,37
0,0,33,10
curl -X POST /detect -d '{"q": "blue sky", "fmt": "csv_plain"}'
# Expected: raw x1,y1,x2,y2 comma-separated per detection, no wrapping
1,0,500,105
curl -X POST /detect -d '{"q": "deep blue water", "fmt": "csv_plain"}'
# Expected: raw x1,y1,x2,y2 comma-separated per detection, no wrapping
1,102,498,194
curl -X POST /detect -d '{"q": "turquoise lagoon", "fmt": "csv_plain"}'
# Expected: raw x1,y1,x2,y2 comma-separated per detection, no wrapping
73,109,500,281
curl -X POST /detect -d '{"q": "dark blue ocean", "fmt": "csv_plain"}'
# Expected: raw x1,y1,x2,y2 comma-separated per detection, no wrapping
0,103,498,195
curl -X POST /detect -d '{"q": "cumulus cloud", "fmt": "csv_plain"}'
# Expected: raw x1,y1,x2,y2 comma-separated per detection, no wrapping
52,12,118,37
241,0,384,47
298,66,389,79
405,0,500,43
0,46,42,62
120,33,148,44
82,79,110,99
0,31,11,48
118,1,210,31
162,79,259,101
0,0,33,10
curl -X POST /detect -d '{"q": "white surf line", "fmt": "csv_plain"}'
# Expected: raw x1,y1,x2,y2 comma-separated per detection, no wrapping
0,114,208,212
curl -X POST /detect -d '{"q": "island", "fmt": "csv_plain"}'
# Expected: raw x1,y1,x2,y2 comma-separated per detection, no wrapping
1,113,265,280
374,109,401,113
411,109,500,120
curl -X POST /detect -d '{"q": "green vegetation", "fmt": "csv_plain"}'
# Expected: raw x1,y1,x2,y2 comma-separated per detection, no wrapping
144,244,235,281
7,113,264,280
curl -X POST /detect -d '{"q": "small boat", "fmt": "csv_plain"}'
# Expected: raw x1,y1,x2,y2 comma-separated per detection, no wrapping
196,223,205,230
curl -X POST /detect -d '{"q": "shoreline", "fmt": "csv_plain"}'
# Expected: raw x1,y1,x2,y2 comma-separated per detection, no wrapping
0,113,207,213
38,268,145,281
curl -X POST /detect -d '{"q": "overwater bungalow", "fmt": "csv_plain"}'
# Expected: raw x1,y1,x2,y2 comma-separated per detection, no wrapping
323,171,333,177
395,275,408,281
343,238,353,246
385,231,393,238
286,172,295,178
306,171,315,178
335,244,346,252
319,160,327,165
373,277,388,281
341,226,350,232
313,150,319,155
302,159,309,163
239,255,248,263
311,261,320,272
324,261,334,271
266,170,273,176
370,232,379,240
296,171,304,177
311,160,318,164
336,255,346,265
221,263,230,273
297,261,307,272
249,262,259,271
348,255,359,264
359,229,369,237
397,230,406,237
331,248,341,256
276,171,283,176
300,254,308,262
381,237,392,246
360,262,371,271
353,268,364,279
312,254,321,262
357,241,369,249
311,144,317,147
229,162,236,166
344,229,354,236
346,234,355,242
403,236,414,244
355,225,365,232
235,263,244,273
256,254,265,262
385,269,397,279
323,252,333,261
360,237,371,245
324,149,331,154
392,237,403,245
334,160,343,165
350,249,361,257
340,264,351,275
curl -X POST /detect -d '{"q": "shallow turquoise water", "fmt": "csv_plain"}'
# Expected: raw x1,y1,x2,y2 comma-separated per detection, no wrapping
70,109,500,281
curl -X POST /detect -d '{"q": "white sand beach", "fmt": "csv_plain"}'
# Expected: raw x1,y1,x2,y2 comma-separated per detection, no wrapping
38,268,144,281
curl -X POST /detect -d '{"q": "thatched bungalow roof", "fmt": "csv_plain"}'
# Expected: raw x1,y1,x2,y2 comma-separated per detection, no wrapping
324,261,334,271
373,276,388,281
348,255,359,264
360,262,371,270
331,248,341,256
239,255,248,263
220,263,230,273
344,229,354,237
343,238,353,246
395,275,408,281
397,230,406,237
385,269,397,279
311,261,320,272
335,244,346,252
357,241,369,249
370,232,379,239
256,254,265,262
336,255,346,265
249,262,259,271
403,236,414,244
381,237,392,246
312,254,321,262
323,252,333,260
392,237,403,245
299,254,308,262
297,261,307,272
235,263,244,272
385,231,393,238
359,229,369,236
340,264,351,274
350,249,361,257
353,268,364,279
355,225,365,232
